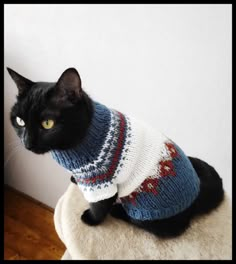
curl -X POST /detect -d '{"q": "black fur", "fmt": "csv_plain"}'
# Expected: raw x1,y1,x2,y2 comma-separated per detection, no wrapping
81,193,118,226
8,67,224,238
8,68,93,154
70,175,77,184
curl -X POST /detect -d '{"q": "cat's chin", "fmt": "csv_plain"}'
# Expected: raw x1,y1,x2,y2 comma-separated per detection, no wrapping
28,148,50,155
30,144,79,154
24,139,84,154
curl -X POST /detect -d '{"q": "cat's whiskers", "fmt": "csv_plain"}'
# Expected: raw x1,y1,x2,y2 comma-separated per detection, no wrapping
6,138,21,147
4,144,23,169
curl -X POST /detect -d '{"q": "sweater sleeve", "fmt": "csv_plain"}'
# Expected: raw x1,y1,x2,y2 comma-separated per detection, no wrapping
76,180,118,203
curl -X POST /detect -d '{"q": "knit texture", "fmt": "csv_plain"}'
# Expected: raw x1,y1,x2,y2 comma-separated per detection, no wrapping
51,101,200,221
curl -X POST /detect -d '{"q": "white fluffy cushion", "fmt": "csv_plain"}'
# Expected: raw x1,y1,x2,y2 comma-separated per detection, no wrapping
54,183,232,260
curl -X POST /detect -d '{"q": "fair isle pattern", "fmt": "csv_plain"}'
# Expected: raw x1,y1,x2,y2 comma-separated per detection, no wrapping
119,141,200,220
51,102,134,202
73,110,132,191
51,101,200,220
120,141,179,205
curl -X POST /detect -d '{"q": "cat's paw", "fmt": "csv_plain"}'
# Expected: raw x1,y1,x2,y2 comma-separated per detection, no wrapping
110,204,129,221
70,175,77,185
81,209,101,226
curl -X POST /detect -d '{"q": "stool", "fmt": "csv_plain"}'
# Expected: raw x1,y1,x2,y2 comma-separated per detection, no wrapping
54,183,232,260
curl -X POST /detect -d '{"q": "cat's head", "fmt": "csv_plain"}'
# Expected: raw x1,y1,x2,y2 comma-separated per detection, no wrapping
8,67,93,154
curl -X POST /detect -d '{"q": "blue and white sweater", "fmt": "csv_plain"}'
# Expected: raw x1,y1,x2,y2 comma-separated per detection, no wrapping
51,101,200,221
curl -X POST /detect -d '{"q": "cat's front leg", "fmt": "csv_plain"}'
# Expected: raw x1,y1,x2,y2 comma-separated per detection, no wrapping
70,175,77,184
81,193,118,226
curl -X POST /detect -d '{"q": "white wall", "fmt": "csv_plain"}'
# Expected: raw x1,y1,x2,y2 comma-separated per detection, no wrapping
4,4,232,208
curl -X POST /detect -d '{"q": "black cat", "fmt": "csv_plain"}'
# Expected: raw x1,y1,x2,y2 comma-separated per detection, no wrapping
7,67,224,238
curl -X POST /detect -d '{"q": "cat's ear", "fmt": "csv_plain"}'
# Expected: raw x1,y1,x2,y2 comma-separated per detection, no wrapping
56,68,82,99
7,67,35,95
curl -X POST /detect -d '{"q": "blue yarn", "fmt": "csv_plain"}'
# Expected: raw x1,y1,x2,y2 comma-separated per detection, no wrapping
121,143,200,220
50,100,200,221
51,101,111,171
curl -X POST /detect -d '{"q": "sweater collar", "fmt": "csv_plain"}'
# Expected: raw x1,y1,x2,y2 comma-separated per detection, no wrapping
50,101,112,170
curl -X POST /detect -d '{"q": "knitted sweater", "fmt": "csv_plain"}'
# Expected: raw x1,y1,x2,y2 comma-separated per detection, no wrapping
51,101,200,221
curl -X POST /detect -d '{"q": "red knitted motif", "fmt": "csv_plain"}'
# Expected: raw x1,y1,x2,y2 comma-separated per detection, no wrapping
123,191,139,205
159,160,176,177
166,142,179,158
140,177,159,195
119,142,179,205
120,177,159,205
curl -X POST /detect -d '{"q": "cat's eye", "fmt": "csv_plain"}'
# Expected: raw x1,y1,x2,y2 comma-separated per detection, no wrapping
41,119,54,129
16,116,25,127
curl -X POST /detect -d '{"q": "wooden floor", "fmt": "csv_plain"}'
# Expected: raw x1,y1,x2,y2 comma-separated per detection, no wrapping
4,185,66,260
